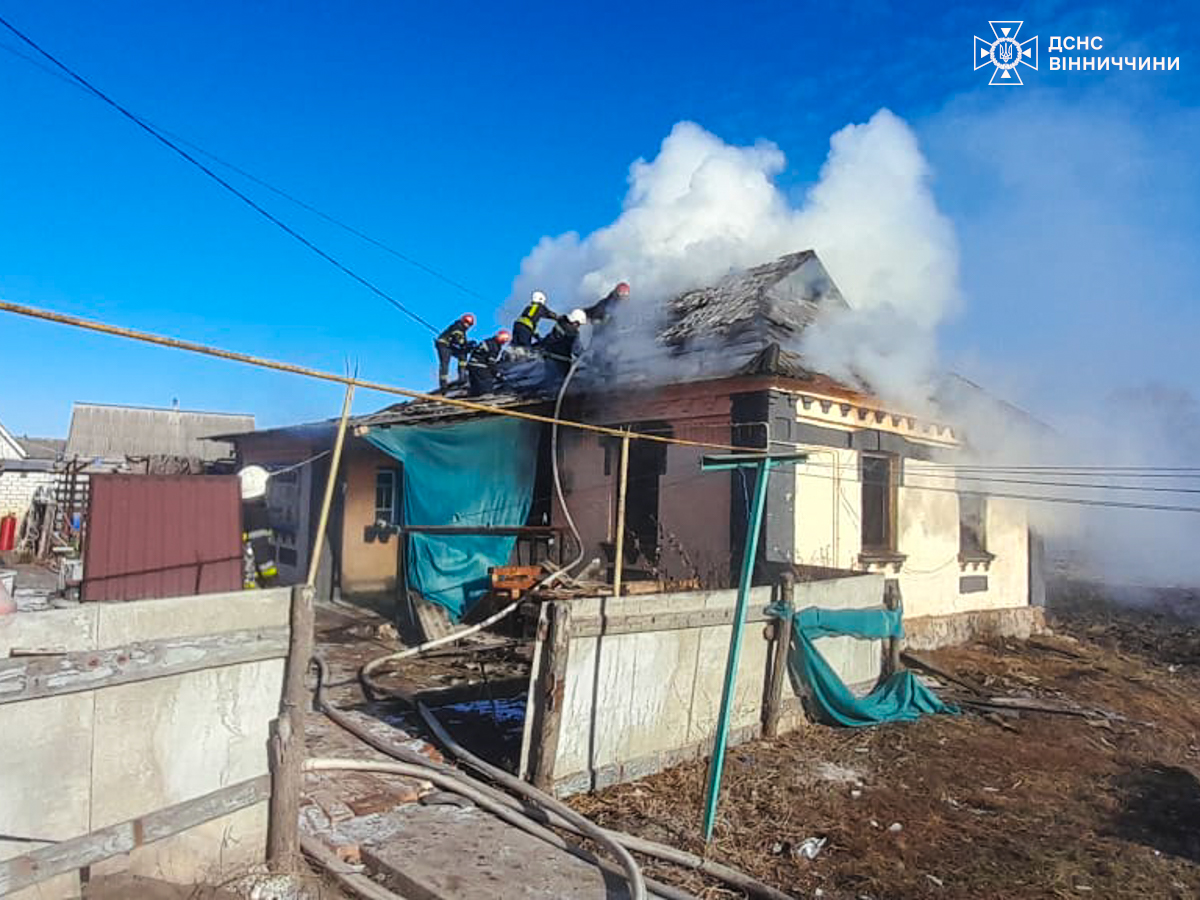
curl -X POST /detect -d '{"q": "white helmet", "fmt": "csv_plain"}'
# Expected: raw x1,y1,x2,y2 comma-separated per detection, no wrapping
567,308,587,326
531,289,547,305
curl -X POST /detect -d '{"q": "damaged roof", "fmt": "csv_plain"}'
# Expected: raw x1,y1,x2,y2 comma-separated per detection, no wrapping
596,249,854,386
353,394,547,431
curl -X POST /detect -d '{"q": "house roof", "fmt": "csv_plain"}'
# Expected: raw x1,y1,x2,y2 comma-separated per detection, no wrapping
353,394,548,431
591,249,855,389
16,436,66,460
65,403,255,462
0,418,25,460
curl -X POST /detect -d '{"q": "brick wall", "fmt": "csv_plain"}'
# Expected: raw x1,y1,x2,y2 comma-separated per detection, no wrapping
0,471,56,519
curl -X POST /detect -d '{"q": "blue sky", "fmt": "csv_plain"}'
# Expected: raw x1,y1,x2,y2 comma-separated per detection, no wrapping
1,0,1197,436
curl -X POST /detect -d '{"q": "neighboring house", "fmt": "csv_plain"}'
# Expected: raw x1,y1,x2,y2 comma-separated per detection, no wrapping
224,250,1043,642
65,402,254,470
0,417,58,521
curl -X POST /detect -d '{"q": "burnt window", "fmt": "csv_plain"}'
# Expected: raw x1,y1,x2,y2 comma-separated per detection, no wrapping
959,493,988,558
861,454,895,553
374,469,399,524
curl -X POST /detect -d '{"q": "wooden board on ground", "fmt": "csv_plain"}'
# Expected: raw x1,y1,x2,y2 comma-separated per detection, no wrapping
359,804,647,900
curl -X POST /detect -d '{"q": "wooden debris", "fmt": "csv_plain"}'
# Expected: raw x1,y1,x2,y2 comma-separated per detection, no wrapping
901,650,987,696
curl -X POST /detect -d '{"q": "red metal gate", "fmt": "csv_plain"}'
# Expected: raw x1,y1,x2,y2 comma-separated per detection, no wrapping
82,474,243,602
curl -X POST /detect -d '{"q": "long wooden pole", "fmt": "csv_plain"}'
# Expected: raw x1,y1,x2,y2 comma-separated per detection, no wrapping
307,384,356,588
611,431,631,598
269,383,355,866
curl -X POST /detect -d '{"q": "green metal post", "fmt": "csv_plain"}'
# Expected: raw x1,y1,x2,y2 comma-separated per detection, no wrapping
701,457,772,842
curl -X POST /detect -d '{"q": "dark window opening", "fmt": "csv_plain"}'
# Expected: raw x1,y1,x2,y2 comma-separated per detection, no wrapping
374,469,399,524
861,454,895,553
959,493,989,558
605,421,671,573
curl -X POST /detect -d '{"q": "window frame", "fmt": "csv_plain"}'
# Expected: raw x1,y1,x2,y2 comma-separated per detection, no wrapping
860,452,898,556
374,468,400,525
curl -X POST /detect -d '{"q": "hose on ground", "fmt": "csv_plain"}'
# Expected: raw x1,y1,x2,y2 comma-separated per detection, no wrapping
413,697,795,900
318,656,656,900
302,757,694,900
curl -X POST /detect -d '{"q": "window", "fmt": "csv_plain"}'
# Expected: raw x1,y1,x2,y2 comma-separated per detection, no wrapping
959,493,988,558
860,454,895,553
374,469,399,524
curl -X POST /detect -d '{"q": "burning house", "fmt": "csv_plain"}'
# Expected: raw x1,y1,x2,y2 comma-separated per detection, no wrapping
223,249,1044,647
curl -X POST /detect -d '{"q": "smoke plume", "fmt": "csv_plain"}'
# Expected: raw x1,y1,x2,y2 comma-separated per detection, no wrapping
509,110,959,408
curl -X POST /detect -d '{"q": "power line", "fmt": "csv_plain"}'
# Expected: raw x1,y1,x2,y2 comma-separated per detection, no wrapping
0,39,491,307
6,296,1200,517
0,17,440,333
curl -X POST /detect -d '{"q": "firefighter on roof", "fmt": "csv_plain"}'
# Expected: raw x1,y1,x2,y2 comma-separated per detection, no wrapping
512,290,561,346
466,329,512,395
435,313,476,389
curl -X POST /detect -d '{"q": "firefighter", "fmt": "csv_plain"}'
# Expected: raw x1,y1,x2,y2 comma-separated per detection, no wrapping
466,329,512,395
583,281,629,325
512,290,561,347
537,308,587,371
434,313,476,389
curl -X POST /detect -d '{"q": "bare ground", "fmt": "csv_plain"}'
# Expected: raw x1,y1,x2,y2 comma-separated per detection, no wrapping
570,585,1200,900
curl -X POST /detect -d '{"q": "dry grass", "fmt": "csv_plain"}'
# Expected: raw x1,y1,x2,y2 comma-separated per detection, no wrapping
570,593,1200,899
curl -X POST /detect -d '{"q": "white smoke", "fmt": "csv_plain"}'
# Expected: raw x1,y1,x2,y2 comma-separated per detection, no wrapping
508,110,959,407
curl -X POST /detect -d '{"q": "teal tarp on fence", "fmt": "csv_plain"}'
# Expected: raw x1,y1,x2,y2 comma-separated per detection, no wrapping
788,605,957,727
365,417,539,621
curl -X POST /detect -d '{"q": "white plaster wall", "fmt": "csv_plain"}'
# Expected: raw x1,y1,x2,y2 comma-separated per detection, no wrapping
793,447,860,570
0,587,288,894
792,449,1033,618
546,577,883,791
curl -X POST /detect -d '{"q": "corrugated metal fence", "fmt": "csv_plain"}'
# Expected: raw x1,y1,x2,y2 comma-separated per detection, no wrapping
83,474,243,601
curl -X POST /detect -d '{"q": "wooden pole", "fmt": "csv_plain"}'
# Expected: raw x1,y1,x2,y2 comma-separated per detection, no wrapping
269,383,354,867
528,600,572,791
306,385,356,588
611,431,631,597
763,570,795,738
882,577,902,677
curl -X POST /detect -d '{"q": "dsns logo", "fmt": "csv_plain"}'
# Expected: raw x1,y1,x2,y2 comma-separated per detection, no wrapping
975,21,1038,84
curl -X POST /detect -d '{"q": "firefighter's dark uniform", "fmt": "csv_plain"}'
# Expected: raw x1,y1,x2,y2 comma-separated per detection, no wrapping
537,318,580,372
512,297,560,346
435,317,473,388
466,336,507,396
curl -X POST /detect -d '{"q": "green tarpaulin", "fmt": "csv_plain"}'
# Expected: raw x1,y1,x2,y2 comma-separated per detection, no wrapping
787,605,957,727
365,417,539,621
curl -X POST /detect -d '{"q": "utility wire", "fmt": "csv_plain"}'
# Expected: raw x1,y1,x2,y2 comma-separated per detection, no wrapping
0,39,490,307
7,296,1200,517
0,17,440,333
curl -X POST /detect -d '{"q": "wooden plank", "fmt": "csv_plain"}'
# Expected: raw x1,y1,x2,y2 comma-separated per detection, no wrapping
0,775,269,895
571,605,774,639
0,627,289,705
526,600,571,792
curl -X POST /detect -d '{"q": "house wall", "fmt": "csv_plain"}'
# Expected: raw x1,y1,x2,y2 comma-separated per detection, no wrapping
789,443,1032,619
0,469,55,519
553,384,734,587
340,441,403,595
0,587,288,898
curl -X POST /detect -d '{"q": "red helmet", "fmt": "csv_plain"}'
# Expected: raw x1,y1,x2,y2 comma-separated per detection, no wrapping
615,282,630,297
462,313,476,327
496,329,512,345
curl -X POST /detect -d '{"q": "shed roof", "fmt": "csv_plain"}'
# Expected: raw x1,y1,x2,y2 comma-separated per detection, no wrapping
65,403,255,462
16,436,66,460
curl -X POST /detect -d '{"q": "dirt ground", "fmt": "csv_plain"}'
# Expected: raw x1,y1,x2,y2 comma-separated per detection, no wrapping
571,583,1200,900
